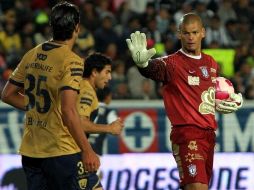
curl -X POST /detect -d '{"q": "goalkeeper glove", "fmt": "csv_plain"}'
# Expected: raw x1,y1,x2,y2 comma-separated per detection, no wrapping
215,93,243,114
126,31,156,68
230,93,243,109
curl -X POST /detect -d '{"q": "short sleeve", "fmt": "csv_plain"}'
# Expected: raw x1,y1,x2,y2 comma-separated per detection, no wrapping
59,57,84,92
78,94,94,117
9,57,26,87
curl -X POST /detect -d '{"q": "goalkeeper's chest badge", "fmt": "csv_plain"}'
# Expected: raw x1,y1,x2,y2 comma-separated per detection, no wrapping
200,66,209,78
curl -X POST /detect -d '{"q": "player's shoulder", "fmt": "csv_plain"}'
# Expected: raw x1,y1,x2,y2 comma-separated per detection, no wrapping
80,80,96,96
64,50,83,66
23,43,42,58
161,51,181,62
201,52,219,69
201,52,215,62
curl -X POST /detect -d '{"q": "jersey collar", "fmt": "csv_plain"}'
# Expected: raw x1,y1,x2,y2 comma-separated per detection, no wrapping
180,49,201,59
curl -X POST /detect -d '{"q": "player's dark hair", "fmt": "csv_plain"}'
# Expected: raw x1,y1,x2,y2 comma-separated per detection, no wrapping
83,53,112,78
50,1,80,41
96,87,112,102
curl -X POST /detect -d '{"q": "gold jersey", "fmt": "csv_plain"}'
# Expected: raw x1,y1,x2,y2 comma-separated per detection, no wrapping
77,80,99,122
10,42,84,158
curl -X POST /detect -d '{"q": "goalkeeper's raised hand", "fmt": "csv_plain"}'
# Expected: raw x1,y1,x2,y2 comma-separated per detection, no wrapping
126,31,156,68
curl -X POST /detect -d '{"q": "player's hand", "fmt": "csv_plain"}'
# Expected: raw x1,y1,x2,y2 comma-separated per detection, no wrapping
230,92,243,109
82,149,100,172
215,100,237,114
109,118,124,135
126,31,156,68
216,93,243,114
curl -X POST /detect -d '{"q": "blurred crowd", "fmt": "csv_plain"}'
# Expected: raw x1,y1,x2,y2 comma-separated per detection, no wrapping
0,0,254,100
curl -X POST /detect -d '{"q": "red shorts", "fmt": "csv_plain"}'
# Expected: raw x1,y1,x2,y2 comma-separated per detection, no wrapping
170,126,216,187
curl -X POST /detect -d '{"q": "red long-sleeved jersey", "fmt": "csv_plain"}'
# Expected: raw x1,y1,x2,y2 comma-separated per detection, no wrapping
139,50,219,130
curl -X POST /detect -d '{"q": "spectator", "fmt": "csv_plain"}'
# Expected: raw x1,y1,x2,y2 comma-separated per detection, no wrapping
205,15,229,47
224,19,240,48
156,7,171,34
75,25,95,56
0,22,21,55
174,2,193,27
217,0,237,24
94,15,119,53
80,0,100,32
127,65,156,99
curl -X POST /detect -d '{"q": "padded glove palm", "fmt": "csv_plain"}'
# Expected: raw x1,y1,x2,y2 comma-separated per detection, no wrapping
126,31,156,68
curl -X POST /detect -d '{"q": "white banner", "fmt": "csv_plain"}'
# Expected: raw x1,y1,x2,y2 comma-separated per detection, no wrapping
0,153,254,190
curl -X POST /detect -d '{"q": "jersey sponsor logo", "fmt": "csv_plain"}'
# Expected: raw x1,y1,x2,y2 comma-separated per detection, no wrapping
25,62,53,72
35,53,47,61
185,153,204,163
27,117,47,127
199,87,215,115
200,66,209,78
185,153,195,162
188,76,200,85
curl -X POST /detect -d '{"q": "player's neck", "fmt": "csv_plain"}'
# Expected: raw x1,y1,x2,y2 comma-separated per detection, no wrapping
181,48,201,56
85,78,96,90
180,48,201,59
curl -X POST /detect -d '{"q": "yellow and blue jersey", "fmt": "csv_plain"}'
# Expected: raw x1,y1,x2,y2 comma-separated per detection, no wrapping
10,41,84,158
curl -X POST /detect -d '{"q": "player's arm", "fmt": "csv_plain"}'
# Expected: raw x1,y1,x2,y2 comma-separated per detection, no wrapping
61,57,100,172
126,31,169,82
1,81,26,110
81,116,123,135
61,89,100,171
1,55,27,110
138,59,170,82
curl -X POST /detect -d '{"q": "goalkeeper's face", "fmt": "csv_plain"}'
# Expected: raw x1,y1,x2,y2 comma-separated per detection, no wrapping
178,21,205,55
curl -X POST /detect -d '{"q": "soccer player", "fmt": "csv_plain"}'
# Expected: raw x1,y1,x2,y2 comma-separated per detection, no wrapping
77,53,123,189
91,86,118,156
126,13,243,190
1,2,99,190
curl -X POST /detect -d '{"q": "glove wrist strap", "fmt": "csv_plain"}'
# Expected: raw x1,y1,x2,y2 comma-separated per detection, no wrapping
137,61,148,68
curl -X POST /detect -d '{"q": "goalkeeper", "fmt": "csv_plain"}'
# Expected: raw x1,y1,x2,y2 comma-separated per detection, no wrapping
126,13,242,190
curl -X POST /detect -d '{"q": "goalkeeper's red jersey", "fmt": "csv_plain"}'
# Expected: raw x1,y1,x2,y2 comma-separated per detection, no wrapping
139,49,219,130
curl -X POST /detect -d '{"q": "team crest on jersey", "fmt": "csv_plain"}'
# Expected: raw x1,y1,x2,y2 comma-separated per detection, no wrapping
78,179,87,189
200,66,209,78
188,164,197,177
